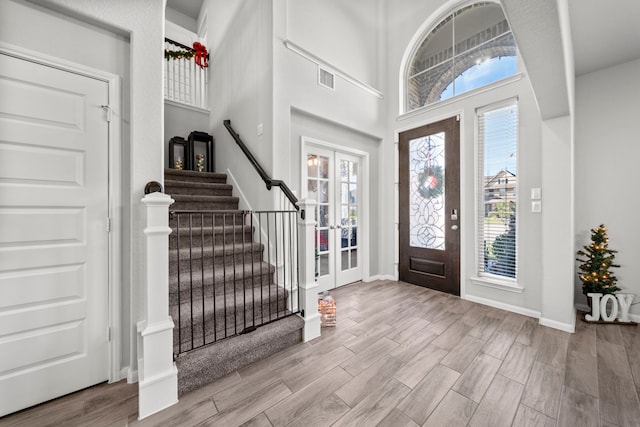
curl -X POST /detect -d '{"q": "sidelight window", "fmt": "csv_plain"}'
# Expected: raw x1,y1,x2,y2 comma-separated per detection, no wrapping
477,99,518,280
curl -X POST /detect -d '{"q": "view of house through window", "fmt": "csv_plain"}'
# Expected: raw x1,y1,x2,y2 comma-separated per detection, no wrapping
477,100,518,280
406,2,517,112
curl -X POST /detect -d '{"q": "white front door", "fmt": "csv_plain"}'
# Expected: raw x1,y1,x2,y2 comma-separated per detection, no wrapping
304,145,363,292
0,52,110,416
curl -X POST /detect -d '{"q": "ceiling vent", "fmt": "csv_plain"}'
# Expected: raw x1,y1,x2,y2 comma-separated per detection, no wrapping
318,66,335,90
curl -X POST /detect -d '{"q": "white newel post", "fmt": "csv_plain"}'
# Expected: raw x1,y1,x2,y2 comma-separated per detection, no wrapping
297,199,321,341
138,191,178,419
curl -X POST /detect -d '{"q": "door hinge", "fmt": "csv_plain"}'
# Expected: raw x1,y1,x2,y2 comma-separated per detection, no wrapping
101,105,112,122
107,326,111,341
107,217,111,233
456,114,460,122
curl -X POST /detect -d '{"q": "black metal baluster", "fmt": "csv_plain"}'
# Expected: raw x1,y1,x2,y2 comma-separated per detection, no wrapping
176,213,182,354
200,213,205,347
212,213,217,343
242,212,247,332
267,213,271,322
250,213,255,329
189,214,194,350
232,212,237,336
222,213,227,338
259,212,264,325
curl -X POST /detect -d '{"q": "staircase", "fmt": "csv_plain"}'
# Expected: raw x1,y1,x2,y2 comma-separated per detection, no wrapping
165,168,304,395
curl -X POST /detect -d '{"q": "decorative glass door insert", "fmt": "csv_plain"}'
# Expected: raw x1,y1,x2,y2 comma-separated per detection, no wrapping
409,132,445,250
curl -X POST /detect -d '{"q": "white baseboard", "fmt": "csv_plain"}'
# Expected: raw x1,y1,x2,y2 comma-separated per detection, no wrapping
127,366,138,383
539,315,576,333
364,274,395,282
226,168,253,211
463,294,542,319
630,312,640,323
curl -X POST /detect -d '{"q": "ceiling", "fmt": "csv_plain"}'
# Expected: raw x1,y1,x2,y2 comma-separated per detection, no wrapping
568,0,640,76
166,0,203,20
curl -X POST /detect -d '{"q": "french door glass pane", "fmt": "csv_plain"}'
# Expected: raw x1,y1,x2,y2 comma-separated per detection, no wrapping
409,132,446,250
340,159,358,271
309,154,331,278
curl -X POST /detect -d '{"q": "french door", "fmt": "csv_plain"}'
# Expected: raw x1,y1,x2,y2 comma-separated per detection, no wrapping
304,145,362,292
399,117,461,295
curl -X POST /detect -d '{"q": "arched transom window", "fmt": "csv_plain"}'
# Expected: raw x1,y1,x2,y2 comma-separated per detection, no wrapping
406,2,517,112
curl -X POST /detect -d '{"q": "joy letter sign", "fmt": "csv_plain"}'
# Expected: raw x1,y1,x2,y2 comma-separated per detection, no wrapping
586,293,635,323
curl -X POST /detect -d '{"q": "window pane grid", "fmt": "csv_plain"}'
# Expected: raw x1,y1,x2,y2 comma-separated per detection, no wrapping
477,101,518,280
406,2,517,112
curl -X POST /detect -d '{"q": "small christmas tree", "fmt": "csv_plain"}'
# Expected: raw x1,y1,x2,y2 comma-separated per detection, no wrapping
576,224,620,295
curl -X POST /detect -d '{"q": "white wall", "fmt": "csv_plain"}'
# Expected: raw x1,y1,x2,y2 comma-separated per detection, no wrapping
164,103,209,169
272,0,385,201
286,0,382,87
30,0,165,379
575,58,640,319
207,0,274,211
384,0,545,314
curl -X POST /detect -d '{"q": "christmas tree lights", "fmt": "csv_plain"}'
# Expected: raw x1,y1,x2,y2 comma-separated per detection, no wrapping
576,224,620,295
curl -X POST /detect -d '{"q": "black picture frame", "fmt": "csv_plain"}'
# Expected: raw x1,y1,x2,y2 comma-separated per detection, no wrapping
169,136,189,170
188,131,214,172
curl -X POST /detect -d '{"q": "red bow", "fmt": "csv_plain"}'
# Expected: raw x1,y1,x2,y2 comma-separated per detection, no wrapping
193,42,208,68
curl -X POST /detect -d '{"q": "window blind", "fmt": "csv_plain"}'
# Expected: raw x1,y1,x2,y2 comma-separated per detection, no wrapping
477,100,518,280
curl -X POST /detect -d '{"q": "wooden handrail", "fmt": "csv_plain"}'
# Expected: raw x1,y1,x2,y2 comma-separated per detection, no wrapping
224,120,300,211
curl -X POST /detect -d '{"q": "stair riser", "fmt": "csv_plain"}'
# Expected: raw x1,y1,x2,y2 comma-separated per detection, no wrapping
174,313,294,352
166,185,233,197
169,273,279,304
170,230,254,249
170,214,246,228
165,170,228,184
172,306,292,350
169,247,264,271
171,201,239,211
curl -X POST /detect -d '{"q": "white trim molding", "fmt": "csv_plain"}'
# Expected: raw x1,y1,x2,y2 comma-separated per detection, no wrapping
469,276,524,293
464,293,541,319
539,313,576,333
284,39,384,99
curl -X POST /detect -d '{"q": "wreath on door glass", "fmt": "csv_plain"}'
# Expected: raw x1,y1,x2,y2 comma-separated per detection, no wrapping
418,165,444,199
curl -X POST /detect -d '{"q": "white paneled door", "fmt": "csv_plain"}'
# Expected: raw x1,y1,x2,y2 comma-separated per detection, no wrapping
0,52,110,416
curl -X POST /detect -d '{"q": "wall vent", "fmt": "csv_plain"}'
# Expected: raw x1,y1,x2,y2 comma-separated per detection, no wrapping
318,66,335,90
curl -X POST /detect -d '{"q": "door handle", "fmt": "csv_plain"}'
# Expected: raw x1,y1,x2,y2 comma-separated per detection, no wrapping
451,225,459,231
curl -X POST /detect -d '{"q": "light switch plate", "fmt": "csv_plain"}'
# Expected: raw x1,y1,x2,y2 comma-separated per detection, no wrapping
531,200,542,213
531,187,541,200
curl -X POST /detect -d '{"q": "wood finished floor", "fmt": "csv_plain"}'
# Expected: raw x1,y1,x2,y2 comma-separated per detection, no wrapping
2,280,640,427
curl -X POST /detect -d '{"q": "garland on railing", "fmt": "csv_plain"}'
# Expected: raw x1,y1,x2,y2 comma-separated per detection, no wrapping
164,41,209,68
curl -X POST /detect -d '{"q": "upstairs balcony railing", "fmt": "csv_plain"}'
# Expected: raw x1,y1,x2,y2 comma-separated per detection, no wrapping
164,38,208,110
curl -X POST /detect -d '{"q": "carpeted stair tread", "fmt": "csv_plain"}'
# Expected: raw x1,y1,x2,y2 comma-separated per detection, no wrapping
165,180,233,197
165,168,228,184
170,285,291,340
169,241,263,264
169,224,254,248
175,315,304,395
171,194,240,205
169,260,276,295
